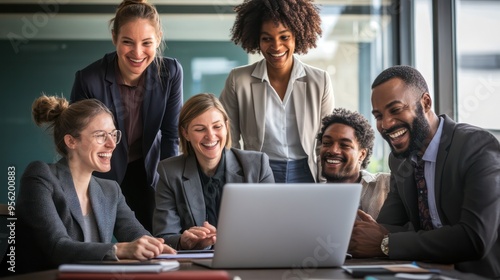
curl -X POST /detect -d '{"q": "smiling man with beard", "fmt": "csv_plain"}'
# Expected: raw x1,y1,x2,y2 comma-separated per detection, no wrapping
348,65,500,279
317,108,389,219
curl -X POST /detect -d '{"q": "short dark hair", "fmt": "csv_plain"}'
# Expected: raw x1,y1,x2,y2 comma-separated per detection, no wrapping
371,65,429,99
317,108,375,169
230,0,322,54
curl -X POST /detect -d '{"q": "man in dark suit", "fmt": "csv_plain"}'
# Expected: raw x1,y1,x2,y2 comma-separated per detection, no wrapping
348,65,500,279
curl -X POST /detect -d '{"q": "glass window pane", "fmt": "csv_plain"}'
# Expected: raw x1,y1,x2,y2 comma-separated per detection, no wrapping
222,0,396,173
414,0,434,103
0,0,397,198
302,1,395,172
456,0,500,130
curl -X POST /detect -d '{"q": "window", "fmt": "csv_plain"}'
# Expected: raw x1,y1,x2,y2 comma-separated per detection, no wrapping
0,1,398,204
414,0,434,102
456,0,500,131
250,0,397,172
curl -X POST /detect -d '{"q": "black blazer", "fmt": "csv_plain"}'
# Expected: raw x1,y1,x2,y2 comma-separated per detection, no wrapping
377,115,500,279
70,52,183,188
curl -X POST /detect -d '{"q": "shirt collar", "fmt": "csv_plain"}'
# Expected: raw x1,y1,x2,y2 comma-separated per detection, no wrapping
198,149,226,183
360,170,376,183
422,116,444,163
251,55,305,83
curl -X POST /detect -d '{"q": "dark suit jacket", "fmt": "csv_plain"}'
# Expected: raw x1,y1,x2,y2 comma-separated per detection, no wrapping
16,159,149,273
377,115,500,279
153,148,275,249
70,52,183,189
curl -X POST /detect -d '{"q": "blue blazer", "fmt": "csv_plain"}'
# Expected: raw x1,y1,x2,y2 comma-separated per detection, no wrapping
16,159,150,273
153,148,275,249
70,52,183,188
377,115,500,278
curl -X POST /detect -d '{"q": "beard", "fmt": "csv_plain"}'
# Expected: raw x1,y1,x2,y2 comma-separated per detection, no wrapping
322,170,348,182
384,102,431,159
321,160,358,183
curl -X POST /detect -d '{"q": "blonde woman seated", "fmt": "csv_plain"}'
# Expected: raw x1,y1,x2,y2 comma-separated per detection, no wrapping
153,93,274,250
16,96,175,274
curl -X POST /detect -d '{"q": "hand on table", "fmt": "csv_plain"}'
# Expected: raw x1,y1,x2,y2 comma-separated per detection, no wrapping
180,221,217,250
116,235,176,260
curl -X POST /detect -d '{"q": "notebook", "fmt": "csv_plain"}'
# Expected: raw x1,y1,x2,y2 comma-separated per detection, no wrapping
58,261,179,273
193,183,361,269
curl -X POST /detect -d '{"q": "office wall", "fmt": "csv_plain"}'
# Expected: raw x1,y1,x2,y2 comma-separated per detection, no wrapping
0,39,247,204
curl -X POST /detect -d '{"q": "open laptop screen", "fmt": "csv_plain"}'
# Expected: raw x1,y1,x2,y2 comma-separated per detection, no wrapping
194,183,361,269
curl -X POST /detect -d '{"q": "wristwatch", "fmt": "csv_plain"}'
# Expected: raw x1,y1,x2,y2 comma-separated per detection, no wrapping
380,235,389,256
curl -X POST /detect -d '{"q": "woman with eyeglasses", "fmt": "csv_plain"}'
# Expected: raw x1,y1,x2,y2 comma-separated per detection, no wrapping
15,95,176,274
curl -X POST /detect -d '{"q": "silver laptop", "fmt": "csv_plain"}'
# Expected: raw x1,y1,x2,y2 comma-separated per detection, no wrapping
193,183,361,269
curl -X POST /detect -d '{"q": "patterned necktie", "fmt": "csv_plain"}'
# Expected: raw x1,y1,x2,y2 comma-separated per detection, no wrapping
414,157,433,230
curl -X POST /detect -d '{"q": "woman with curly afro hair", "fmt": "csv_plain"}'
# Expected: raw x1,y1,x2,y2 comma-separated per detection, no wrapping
220,0,335,183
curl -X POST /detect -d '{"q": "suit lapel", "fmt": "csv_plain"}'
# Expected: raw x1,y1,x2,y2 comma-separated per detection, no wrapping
88,178,109,242
251,82,267,148
225,149,245,183
105,56,128,148
249,61,268,150
182,155,206,226
142,64,157,141
292,80,307,146
396,158,421,229
434,115,455,212
142,61,167,155
56,160,85,234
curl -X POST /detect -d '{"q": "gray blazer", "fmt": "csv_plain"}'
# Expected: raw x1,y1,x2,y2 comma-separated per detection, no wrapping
377,115,500,279
153,148,274,248
16,159,149,273
219,58,335,182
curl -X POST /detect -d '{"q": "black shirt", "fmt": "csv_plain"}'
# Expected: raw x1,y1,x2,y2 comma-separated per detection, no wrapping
197,150,226,227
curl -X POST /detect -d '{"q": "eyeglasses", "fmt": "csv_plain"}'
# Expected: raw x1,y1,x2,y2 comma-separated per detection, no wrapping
91,130,122,145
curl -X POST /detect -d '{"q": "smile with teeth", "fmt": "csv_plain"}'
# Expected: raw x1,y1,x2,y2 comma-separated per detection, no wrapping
270,51,286,57
202,141,218,147
326,158,342,164
97,152,112,158
129,57,145,63
388,128,407,139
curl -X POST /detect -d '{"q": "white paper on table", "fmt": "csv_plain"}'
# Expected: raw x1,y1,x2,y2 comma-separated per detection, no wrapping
58,261,180,273
156,253,214,259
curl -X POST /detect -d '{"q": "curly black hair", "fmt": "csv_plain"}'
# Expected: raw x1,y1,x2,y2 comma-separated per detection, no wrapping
317,108,375,169
230,0,322,54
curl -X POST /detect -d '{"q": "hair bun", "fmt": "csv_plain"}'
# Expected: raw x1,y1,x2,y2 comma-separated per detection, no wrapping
117,0,148,10
32,94,69,126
